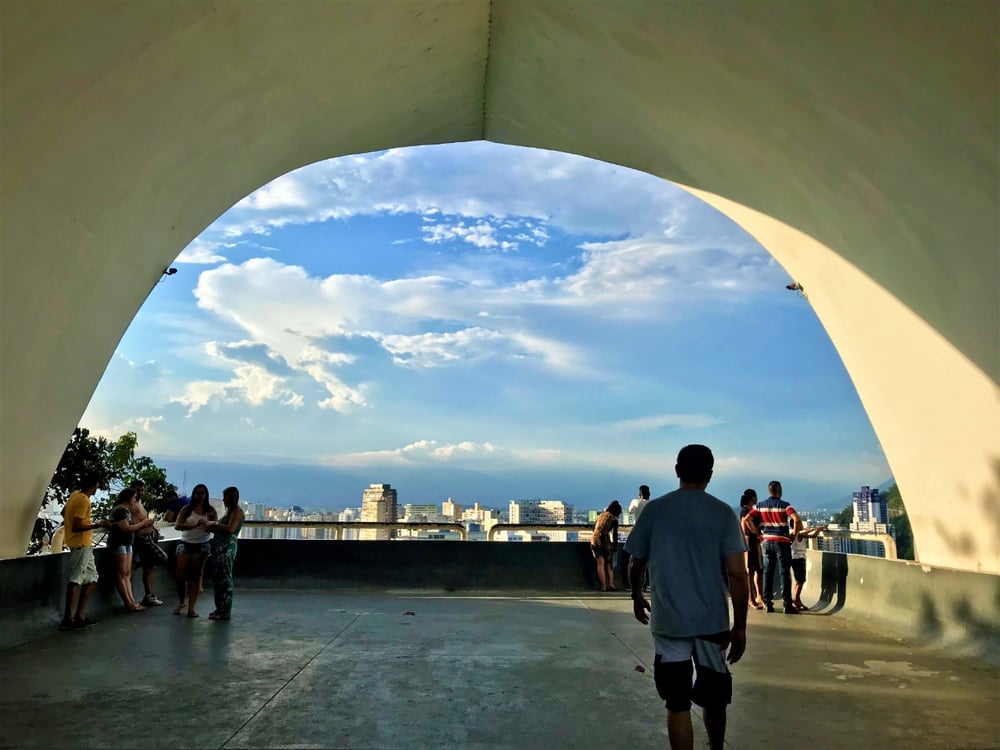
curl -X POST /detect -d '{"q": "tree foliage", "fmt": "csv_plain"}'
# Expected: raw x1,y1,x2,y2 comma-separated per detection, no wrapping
44,428,176,520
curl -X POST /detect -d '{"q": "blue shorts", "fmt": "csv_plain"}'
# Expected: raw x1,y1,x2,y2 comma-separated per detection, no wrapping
108,544,132,556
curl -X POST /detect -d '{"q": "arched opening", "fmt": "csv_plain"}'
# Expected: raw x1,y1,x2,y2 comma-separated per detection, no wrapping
1,2,996,573
78,143,892,524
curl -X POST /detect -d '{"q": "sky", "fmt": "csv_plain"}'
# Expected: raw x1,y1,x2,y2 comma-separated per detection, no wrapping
80,142,890,511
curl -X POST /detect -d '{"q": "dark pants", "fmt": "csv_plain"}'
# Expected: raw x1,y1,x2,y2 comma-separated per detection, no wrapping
763,540,793,609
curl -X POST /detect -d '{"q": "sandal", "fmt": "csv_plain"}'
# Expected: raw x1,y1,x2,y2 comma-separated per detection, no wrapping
173,605,186,615
187,611,199,618
127,604,147,612
208,612,229,621
753,601,765,610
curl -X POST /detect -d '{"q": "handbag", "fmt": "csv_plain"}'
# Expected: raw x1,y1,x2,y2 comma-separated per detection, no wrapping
136,531,168,566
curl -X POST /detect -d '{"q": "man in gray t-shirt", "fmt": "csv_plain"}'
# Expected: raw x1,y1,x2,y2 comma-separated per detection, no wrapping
624,444,749,750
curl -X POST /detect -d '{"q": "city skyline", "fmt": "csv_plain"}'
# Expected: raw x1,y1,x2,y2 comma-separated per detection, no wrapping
80,142,891,509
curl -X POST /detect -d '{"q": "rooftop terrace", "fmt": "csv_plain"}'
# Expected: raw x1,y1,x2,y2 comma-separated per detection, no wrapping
1,587,997,749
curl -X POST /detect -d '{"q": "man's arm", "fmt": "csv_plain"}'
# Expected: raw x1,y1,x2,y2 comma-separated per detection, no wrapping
628,557,651,624
723,550,749,663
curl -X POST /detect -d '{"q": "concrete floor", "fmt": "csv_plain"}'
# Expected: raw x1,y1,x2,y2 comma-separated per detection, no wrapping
0,590,996,749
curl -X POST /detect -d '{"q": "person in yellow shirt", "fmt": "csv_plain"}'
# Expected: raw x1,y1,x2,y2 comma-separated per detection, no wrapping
60,473,110,631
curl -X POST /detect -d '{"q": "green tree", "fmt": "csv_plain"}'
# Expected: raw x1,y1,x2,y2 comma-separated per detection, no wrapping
43,428,113,507
44,428,176,520
832,503,854,526
884,483,915,560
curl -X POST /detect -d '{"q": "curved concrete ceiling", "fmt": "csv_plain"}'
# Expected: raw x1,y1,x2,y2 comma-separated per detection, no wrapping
1,1,997,571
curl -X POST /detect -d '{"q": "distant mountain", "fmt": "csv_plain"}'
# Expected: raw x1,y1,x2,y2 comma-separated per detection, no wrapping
150,455,889,514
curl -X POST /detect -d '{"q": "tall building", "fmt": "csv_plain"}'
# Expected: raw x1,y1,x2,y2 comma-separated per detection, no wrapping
509,499,574,525
402,503,441,521
851,485,888,533
361,483,398,540
442,497,464,520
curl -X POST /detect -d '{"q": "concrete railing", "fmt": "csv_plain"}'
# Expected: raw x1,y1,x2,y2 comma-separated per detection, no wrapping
487,523,632,542
241,520,469,541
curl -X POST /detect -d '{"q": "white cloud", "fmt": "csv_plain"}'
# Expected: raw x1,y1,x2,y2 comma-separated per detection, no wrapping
175,238,228,265
170,342,309,415
323,439,560,467
610,413,725,431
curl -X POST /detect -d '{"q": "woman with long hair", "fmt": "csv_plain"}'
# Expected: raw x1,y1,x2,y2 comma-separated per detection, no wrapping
591,500,622,592
107,488,155,612
173,484,217,618
206,486,245,621
739,489,765,610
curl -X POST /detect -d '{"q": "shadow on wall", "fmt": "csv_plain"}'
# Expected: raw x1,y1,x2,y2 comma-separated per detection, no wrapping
932,454,1000,571
811,551,848,615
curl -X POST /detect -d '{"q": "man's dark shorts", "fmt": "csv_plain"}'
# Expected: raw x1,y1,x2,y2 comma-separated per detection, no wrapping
653,639,732,712
791,558,807,584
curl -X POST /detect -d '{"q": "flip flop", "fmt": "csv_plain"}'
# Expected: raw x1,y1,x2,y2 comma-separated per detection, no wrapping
187,611,199,618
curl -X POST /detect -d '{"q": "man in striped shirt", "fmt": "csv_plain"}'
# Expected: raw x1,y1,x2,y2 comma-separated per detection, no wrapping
747,480,802,614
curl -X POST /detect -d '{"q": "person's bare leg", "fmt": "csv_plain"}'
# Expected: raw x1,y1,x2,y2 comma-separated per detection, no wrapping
793,581,806,609
115,555,135,609
667,710,694,750
76,582,96,621
596,558,608,590
702,706,727,750
604,559,616,590
64,583,80,623
143,566,155,598
174,554,190,613
186,553,206,615
753,570,765,605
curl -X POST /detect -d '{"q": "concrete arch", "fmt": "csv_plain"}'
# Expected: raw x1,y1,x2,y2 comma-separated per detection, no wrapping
1,1,997,570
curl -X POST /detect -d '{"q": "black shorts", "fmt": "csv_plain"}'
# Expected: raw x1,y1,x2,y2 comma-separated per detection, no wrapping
746,537,763,572
791,558,806,584
653,648,732,712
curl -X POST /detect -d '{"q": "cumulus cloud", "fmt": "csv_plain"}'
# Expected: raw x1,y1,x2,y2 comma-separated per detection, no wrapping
175,238,229,265
323,439,560,467
170,341,308,415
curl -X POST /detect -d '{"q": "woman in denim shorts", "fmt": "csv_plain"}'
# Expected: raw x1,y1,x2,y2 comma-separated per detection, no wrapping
173,484,217,618
107,488,154,612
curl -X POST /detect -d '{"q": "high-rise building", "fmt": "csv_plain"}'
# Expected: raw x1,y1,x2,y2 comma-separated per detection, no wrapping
509,499,574,525
851,485,888,533
361,483,398,540
442,497,464,520
402,503,441,522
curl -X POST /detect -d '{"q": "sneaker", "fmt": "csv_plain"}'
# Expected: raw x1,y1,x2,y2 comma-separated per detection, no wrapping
782,607,799,615
59,619,87,631
765,604,775,613
142,595,164,607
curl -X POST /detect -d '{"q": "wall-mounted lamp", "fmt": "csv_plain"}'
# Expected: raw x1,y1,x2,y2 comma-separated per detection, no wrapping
163,267,178,276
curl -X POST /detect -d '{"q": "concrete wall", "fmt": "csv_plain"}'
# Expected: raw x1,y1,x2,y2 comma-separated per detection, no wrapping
4,542,997,663
801,549,1000,662
1,1,997,571
0,542,181,651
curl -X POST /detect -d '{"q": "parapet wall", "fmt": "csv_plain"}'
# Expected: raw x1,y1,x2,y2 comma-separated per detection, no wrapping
2,542,997,661
801,549,1000,662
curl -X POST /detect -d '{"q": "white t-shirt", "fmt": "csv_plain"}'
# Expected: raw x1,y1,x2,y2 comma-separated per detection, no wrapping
628,497,648,522
791,536,807,560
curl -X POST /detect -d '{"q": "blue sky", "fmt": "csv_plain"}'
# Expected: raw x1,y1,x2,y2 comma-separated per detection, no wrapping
80,143,889,510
